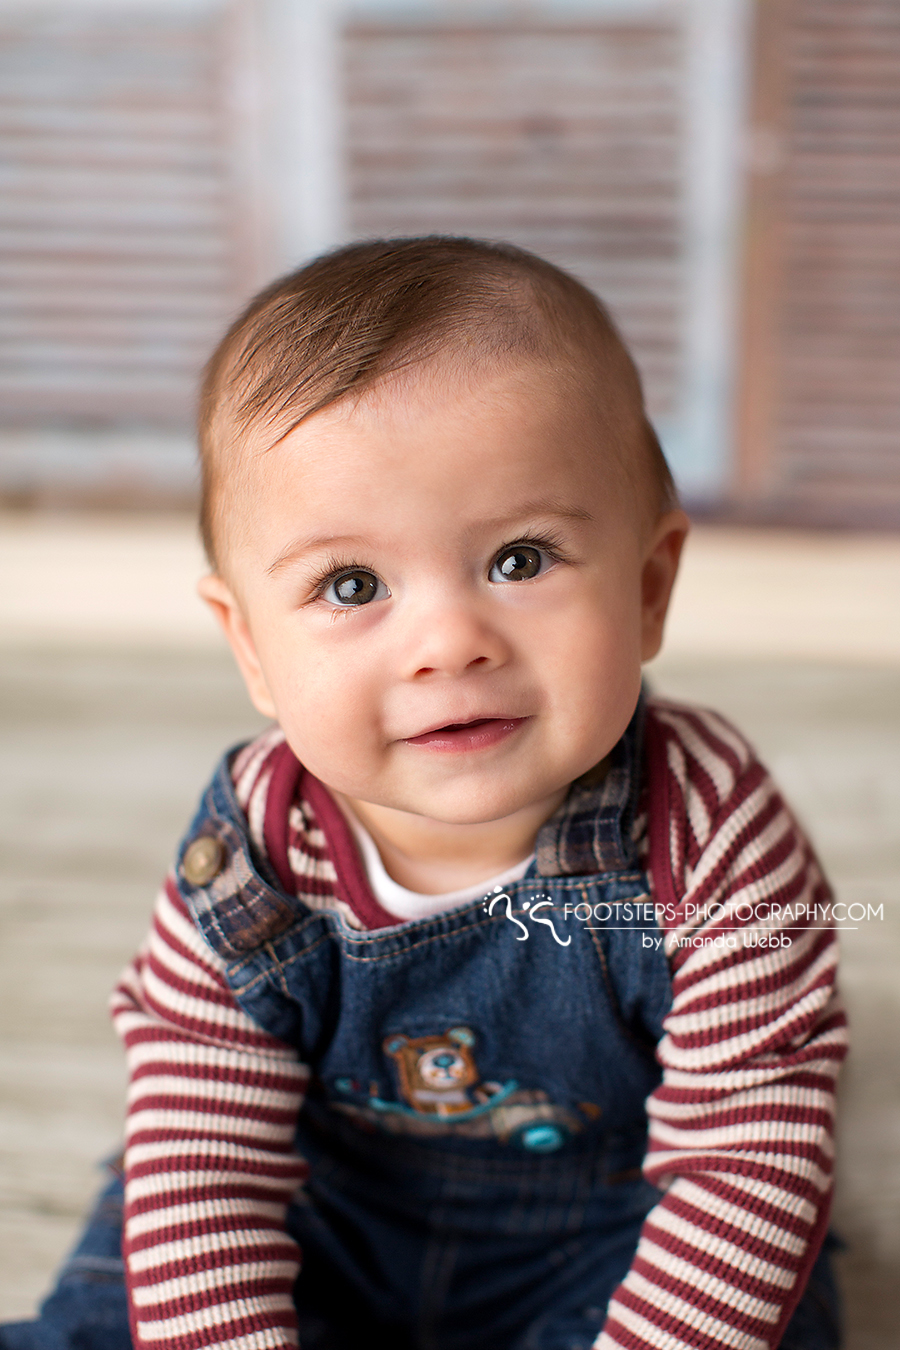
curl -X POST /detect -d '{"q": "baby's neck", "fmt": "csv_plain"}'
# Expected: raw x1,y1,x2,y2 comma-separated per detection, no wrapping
333,789,567,895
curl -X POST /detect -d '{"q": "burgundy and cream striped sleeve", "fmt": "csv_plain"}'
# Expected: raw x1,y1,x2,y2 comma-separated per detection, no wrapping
110,875,308,1350
597,701,848,1350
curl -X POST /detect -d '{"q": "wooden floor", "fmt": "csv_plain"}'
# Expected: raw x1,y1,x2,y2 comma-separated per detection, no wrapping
1,515,899,1346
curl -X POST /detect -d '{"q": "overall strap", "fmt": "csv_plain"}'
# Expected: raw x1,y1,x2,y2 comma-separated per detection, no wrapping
535,695,645,876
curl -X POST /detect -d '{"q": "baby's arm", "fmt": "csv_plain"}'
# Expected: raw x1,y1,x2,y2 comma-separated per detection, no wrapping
111,876,308,1350
598,703,847,1350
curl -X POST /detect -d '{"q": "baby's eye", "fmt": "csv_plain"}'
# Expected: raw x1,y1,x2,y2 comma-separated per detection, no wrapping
321,569,389,607
488,545,548,584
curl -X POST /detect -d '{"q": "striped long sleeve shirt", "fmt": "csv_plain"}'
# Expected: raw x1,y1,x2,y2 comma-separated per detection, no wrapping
110,699,847,1350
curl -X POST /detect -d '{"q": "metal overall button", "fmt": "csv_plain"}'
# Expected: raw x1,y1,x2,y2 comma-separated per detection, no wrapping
182,836,226,886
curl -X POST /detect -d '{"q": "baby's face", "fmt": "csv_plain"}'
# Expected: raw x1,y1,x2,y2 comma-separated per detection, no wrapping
203,360,686,827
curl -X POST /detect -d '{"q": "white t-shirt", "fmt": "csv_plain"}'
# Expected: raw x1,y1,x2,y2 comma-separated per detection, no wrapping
340,807,534,922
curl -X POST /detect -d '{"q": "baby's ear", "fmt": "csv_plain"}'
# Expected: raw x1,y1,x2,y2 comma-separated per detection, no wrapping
197,574,278,719
640,510,690,663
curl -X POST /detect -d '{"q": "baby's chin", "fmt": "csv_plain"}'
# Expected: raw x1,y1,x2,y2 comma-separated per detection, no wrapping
343,779,567,830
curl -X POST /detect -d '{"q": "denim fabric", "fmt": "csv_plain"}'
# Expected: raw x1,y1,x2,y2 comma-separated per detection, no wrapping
0,1171,841,1350
0,1163,130,1350
1,1171,847,1350
1,706,842,1349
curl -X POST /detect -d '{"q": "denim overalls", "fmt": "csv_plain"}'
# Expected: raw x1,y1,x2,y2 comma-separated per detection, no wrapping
0,707,841,1350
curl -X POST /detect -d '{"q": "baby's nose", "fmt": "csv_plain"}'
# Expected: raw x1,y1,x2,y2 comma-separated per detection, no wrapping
403,600,510,680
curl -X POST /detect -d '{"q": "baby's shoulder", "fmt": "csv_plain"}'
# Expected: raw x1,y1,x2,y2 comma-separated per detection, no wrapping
644,694,775,841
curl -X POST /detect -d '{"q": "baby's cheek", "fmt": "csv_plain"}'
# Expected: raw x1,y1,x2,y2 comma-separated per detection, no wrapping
279,694,381,787
554,649,641,744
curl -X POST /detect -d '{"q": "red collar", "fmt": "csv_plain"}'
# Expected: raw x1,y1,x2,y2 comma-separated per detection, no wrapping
261,740,399,929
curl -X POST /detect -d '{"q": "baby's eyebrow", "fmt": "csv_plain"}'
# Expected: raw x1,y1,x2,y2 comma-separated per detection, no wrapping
266,534,369,576
265,502,592,576
478,500,594,530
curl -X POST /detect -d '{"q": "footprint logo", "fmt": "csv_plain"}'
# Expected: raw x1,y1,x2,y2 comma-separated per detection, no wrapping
485,892,571,946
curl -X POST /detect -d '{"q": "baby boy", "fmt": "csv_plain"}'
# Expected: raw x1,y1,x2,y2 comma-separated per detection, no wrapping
5,238,846,1350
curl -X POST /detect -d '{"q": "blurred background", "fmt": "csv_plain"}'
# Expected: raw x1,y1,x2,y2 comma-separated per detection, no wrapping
1,0,899,1345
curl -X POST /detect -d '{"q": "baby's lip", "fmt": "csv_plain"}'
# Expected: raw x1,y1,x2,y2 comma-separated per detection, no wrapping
400,714,529,742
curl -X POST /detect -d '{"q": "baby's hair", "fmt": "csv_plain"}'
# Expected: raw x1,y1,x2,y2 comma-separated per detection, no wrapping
198,235,677,568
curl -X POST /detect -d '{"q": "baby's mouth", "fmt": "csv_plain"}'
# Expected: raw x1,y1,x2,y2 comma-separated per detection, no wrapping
402,717,528,752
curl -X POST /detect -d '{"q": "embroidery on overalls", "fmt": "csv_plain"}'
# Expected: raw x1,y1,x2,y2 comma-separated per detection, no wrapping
329,1026,597,1150
381,1026,513,1118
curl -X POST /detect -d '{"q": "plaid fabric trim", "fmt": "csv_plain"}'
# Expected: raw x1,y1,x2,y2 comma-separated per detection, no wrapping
535,695,644,876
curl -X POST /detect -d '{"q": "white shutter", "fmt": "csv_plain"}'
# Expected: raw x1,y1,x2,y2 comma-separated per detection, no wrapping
0,4,242,429
343,16,685,424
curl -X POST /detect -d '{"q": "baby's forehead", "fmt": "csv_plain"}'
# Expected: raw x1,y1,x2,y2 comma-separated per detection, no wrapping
259,353,604,463
307,347,617,437
250,358,638,518
214,345,660,570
